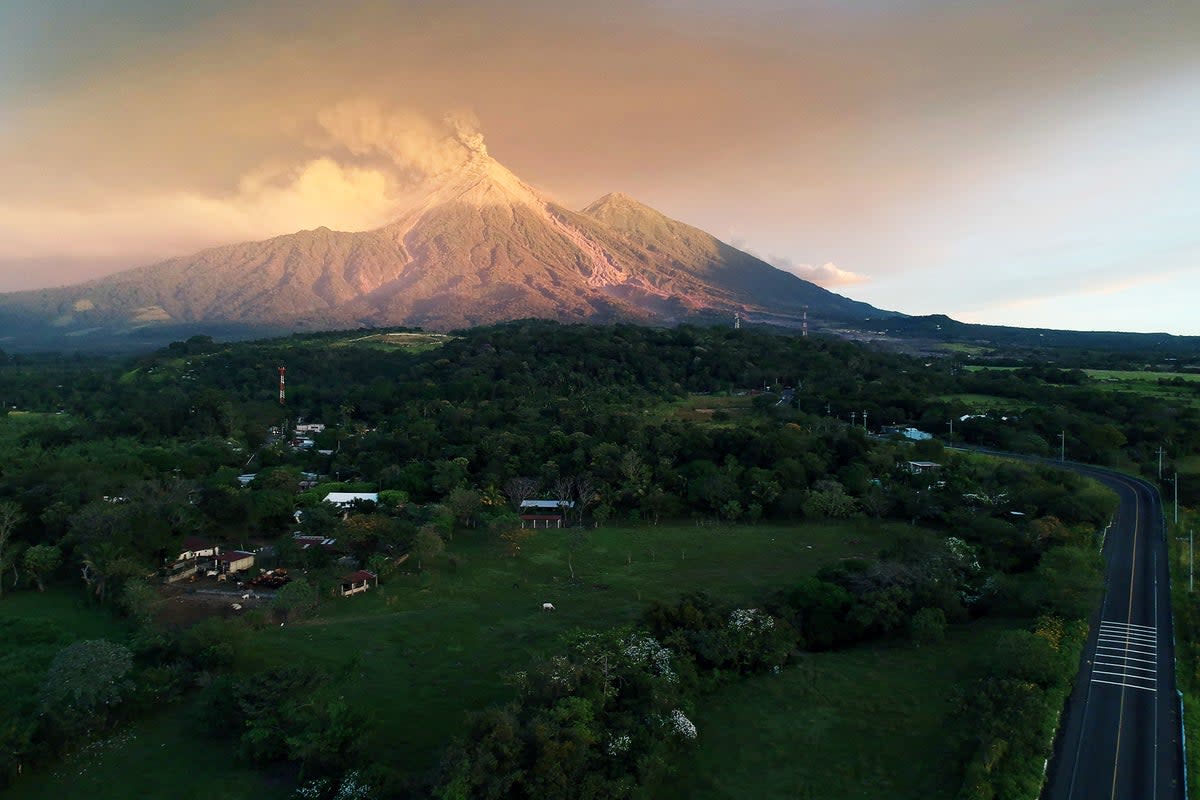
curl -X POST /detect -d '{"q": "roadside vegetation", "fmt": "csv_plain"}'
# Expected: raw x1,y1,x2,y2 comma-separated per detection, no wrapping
1169,508,1200,800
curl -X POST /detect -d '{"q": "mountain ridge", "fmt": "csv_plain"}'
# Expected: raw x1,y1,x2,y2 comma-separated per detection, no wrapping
0,149,896,349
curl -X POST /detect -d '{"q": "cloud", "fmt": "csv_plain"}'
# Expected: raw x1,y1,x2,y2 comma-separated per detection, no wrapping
311,99,483,178
0,102,477,280
768,257,868,288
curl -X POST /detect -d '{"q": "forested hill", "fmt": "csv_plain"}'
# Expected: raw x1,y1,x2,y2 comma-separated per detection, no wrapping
3,320,1197,505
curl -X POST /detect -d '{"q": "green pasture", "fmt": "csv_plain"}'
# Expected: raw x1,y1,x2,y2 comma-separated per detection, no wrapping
1083,369,1200,383
645,620,1012,800
334,331,455,352
240,520,901,778
1177,454,1200,474
934,393,1026,412
3,703,283,800
647,394,759,424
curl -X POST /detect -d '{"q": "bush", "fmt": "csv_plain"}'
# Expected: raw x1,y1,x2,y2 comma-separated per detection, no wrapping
911,607,947,646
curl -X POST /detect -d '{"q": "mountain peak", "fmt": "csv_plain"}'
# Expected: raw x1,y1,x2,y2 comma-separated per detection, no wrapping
0,149,895,349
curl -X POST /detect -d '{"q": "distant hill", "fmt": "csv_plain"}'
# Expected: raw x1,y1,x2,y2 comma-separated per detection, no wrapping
0,138,892,351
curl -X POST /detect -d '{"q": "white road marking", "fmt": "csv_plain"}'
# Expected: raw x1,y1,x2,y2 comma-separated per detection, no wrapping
1090,618,1158,695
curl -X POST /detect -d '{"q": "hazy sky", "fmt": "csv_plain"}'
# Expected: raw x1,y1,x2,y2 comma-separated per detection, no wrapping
1,0,1197,333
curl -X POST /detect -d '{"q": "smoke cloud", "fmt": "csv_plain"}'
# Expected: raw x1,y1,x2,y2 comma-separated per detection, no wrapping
771,259,868,288
0,102,478,274
312,99,484,178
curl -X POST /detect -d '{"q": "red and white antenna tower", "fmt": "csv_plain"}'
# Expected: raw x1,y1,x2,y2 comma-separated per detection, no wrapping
278,367,286,405
802,306,809,337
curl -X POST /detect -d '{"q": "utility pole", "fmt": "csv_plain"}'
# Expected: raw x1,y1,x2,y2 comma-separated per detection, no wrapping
1158,446,1164,480
862,410,867,432
850,411,857,427
1190,527,1194,593
1175,471,1179,525
1058,431,1065,463
948,418,954,441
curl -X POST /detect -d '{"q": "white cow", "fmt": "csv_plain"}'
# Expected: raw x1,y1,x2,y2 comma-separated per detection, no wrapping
542,602,556,612
231,603,242,611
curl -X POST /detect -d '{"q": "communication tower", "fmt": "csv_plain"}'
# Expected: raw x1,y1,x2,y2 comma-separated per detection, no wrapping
278,367,286,405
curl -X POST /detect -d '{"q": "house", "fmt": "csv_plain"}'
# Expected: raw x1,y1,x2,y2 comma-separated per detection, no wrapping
295,423,326,434
176,535,220,563
237,473,257,486
882,425,933,441
519,499,574,529
216,550,255,574
520,514,564,529
293,533,339,551
323,492,379,508
340,570,377,597
906,461,941,474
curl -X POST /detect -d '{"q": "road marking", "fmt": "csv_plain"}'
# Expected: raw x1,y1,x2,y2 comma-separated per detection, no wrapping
1092,678,1158,693
1110,480,1142,800
1093,615,1158,700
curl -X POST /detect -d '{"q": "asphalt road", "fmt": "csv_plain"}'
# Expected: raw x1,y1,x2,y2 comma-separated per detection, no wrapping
1043,466,1184,800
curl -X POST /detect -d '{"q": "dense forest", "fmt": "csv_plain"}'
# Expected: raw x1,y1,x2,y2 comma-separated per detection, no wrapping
0,320,1189,799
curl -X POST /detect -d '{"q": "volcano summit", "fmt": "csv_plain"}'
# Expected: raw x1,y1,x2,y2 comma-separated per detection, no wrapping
0,136,893,349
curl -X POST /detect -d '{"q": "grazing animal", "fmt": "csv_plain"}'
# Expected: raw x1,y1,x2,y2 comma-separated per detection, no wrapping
241,593,251,600
542,602,556,612
231,603,242,611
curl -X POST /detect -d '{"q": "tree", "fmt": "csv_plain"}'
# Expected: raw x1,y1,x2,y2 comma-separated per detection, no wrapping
0,502,23,599
447,488,482,528
23,544,61,592
504,477,540,511
273,578,319,622
413,526,445,571
39,640,133,737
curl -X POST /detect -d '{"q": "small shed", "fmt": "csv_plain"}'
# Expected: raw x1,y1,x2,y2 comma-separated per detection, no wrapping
217,550,255,574
340,570,377,597
906,461,941,474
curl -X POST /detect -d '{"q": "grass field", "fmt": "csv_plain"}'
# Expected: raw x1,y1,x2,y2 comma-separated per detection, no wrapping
1177,454,1200,474
338,331,455,352
1080,370,1200,411
644,620,1011,800
3,519,958,795
3,703,286,800
239,520,900,778
935,393,1027,412
647,394,758,423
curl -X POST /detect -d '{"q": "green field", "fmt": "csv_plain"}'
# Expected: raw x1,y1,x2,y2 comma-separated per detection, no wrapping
644,621,1008,800
241,520,898,777
4,519,981,796
935,393,1026,412
4,704,284,800
1177,454,1200,474
1083,369,1200,383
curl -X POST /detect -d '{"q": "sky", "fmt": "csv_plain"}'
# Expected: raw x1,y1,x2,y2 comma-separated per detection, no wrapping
0,0,1197,334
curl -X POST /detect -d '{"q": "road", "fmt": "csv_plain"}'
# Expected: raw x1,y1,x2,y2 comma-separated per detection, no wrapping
1043,466,1184,800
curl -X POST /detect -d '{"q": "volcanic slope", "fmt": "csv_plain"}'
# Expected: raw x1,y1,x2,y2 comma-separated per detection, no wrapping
0,143,892,347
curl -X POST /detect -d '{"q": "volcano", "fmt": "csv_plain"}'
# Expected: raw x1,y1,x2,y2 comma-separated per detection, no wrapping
0,136,895,349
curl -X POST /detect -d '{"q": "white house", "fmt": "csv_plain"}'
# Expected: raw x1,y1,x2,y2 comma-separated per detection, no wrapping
295,423,326,434
323,492,379,508
217,550,255,574
175,535,220,563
